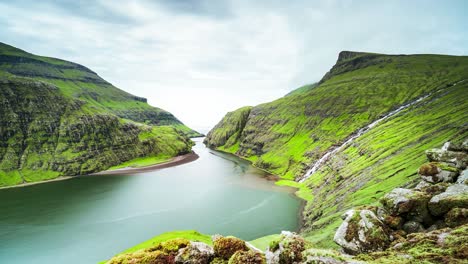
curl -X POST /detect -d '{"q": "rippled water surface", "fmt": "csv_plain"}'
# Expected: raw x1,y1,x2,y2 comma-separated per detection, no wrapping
0,138,300,263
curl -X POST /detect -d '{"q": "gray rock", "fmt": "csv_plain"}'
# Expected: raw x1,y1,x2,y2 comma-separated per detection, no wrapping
380,188,432,224
456,169,468,185
428,184,468,216
402,221,425,234
334,209,391,255
175,242,214,264
425,149,467,169
414,181,432,191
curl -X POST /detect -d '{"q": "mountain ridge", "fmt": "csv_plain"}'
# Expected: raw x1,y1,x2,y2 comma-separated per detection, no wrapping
204,50,468,245
0,42,200,186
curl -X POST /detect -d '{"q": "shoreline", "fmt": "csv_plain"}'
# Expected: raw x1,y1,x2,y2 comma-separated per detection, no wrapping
0,152,199,190
0,176,74,190
89,152,199,176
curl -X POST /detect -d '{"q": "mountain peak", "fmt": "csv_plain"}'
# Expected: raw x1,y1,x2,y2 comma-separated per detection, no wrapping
336,51,375,63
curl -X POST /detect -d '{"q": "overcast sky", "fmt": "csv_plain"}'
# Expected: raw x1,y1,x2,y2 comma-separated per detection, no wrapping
1,0,467,132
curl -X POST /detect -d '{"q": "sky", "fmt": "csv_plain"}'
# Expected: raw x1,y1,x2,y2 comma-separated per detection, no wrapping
0,0,467,132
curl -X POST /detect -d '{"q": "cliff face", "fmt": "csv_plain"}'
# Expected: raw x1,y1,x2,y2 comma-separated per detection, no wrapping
204,51,468,245
0,43,196,186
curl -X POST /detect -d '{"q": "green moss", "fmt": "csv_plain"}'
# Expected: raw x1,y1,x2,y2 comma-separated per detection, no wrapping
228,251,266,264
213,236,249,260
119,230,212,255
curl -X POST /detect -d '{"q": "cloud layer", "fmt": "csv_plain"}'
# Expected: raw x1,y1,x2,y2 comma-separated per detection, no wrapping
1,0,467,131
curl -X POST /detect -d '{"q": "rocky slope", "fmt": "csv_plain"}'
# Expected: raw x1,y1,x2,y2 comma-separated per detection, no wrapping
204,51,468,246
0,42,199,186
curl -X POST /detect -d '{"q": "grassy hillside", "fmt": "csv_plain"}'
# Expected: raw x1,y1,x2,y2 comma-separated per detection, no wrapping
205,51,468,245
0,42,199,186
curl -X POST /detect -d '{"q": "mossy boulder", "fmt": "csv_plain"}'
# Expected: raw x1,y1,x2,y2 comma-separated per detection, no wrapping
265,231,309,264
418,162,459,183
380,188,432,224
212,236,249,260
428,184,468,216
175,242,214,264
334,209,391,255
228,250,265,264
425,149,467,169
445,208,468,227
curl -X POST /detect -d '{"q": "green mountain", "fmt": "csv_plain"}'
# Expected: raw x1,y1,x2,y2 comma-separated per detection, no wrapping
0,42,200,187
204,51,468,246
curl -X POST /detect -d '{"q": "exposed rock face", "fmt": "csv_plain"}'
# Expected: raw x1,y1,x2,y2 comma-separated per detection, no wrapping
203,106,252,150
333,209,391,254
334,140,468,257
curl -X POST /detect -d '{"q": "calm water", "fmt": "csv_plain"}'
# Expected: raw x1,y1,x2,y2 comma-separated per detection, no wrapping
0,138,300,263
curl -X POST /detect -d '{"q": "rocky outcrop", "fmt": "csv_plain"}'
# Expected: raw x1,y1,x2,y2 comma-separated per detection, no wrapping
334,140,468,256
265,231,309,264
333,208,391,254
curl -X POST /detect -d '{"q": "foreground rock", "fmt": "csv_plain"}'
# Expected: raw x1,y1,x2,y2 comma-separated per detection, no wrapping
265,231,309,264
333,208,391,254
428,184,468,216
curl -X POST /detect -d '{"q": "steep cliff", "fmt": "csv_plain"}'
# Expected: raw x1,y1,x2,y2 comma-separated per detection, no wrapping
0,43,198,186
204,51,468,245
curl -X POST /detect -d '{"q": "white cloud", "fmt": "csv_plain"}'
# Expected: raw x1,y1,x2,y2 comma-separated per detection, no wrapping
0,0,466,131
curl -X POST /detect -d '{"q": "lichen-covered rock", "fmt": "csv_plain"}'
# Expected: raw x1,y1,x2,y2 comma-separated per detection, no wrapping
445,208,468,227
380,188,432,224
228,250,265,264
213,236,249,260
418,162,459,183
334,209,391,255
425,149,467,169
402,221,425,234
265,231,308,264
175,242,214,264
428,184,468,216
416,182,449,196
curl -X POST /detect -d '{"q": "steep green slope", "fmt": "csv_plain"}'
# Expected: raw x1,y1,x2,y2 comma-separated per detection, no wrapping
0,42,202,137
0,43,197,187
205,51,468,245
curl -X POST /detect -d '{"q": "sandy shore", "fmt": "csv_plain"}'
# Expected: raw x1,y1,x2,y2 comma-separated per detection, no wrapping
0,176,74,190
90,152,199,176
0,153,199,189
